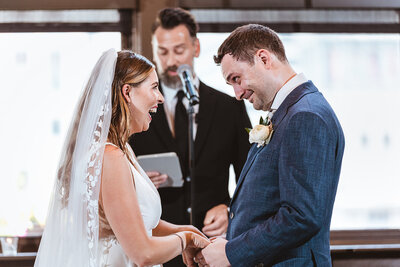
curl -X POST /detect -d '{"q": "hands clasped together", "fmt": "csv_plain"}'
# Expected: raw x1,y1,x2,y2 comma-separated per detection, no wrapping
148,171,231,266
181,233,231,267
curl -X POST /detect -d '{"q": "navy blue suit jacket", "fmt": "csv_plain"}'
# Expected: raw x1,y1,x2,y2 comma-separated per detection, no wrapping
226,81,345,267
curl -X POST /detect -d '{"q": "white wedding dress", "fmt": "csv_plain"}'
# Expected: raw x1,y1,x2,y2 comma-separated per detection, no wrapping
98,142,162,267
34,50,165,267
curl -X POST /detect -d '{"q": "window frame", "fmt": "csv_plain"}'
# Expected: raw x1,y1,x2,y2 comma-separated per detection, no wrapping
0,9,133,49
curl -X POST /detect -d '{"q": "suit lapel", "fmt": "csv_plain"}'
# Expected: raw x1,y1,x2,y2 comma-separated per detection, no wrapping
271,81,317,128
230,82,318,205
194,82,217,159
230,144,264,204
152,82,220,156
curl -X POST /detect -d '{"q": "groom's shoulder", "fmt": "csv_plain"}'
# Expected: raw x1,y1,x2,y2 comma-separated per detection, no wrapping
290,83,333,116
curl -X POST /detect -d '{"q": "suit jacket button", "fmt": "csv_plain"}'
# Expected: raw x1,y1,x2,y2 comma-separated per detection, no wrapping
230,212,234,219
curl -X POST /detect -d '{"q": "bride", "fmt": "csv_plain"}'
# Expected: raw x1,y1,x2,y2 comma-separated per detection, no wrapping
34,49,209,267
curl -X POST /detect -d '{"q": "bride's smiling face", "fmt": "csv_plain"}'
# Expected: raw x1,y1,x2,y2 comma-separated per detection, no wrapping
126,69,164,133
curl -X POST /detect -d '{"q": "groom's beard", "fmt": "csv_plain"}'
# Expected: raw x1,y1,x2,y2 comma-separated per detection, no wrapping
160,65,182,89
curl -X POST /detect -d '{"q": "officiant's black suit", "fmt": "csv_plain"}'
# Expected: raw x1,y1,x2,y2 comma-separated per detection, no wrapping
129,81,251,230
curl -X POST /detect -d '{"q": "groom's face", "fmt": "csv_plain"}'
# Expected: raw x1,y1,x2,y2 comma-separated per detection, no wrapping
221,53,275,111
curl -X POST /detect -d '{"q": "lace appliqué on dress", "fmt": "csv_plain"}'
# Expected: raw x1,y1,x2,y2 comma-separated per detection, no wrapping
100,236,118,267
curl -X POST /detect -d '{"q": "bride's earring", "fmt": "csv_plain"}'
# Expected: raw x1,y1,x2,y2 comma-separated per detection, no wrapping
127,102,131,135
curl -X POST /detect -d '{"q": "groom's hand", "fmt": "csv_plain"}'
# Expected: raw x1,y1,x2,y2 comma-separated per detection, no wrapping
198,238,230,267
202,204,228,237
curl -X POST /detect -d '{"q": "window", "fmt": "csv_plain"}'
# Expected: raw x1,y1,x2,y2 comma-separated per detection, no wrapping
0,32,121,236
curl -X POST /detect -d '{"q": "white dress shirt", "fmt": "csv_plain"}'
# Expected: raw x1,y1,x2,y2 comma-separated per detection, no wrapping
161,76,200,138
269,73,308,119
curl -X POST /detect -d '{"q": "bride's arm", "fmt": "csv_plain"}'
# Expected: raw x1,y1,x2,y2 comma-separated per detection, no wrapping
152,220,205,237
101,146,209,266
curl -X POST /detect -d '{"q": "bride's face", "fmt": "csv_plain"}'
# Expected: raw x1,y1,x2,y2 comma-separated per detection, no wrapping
127,69,164,133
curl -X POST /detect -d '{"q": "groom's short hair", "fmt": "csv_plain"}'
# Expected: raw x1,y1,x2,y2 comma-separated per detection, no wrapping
214,24,288,65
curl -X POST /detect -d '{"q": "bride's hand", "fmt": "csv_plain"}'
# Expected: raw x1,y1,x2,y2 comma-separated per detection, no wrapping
180,224,207,239
182,231,210,249
179,232,210,267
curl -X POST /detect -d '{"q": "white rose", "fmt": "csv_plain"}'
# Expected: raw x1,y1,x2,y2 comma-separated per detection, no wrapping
249,124,271,147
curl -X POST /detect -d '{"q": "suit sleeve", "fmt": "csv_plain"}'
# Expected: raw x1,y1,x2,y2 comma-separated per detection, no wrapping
226,111,339,265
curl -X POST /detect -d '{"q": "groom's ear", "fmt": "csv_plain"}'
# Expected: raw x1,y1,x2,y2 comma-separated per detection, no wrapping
121,84,131,103
256,49,273,69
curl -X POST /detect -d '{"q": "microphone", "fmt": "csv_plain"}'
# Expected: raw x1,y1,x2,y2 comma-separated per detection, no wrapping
177,64,200,105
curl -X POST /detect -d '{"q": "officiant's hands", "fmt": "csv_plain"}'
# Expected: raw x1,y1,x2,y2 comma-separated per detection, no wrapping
146,171,168,188
180,231,211,267
202,204,229,237
195,237,230,267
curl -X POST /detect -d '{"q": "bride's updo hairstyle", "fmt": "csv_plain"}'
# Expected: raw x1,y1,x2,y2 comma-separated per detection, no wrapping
108,50,155,158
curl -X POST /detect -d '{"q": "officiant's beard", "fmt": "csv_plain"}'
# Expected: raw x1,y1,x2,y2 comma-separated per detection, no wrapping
159,66,182,89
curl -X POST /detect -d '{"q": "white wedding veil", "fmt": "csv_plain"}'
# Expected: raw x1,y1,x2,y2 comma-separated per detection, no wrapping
34,49,117,267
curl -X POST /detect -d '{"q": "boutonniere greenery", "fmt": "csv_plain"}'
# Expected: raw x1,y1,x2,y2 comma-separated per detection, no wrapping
245,116,274,148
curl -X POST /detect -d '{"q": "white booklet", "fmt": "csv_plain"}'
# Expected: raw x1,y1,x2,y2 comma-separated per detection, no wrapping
137,152,184,188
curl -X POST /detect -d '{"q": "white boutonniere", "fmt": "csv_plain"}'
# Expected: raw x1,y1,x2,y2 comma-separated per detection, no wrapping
246,115,274,148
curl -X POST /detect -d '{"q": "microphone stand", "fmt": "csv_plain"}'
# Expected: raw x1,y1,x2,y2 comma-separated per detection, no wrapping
187,103,196,226
178,65,199,226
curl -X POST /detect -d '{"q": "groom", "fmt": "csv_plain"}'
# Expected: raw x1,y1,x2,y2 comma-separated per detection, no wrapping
195,24,345,266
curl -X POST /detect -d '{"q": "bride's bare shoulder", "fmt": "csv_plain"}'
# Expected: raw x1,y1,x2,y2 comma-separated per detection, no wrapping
102,144,131,179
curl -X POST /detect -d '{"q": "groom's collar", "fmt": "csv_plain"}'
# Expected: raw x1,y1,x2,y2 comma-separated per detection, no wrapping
270,73,308,112
271,80,318,127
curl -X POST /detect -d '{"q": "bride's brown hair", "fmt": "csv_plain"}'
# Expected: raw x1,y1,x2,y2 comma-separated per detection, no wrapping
57,50,154,207
108,50,155,161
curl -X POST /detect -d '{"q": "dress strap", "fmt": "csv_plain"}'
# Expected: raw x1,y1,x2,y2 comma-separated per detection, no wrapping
105,142,119,148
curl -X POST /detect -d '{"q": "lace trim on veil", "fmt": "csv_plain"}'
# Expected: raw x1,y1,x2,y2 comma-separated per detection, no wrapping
34,49,117,267
86,99,111,265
